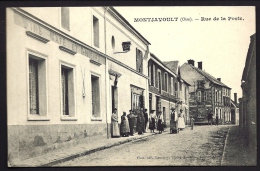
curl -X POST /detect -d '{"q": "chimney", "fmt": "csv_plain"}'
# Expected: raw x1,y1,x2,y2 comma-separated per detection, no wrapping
217,78,221,82
188,59,194,66
234,93,237,104
198,62,202,70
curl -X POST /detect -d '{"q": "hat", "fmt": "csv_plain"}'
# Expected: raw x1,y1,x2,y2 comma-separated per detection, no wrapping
171,107,175,110
129,109,132,112
180,109,183,111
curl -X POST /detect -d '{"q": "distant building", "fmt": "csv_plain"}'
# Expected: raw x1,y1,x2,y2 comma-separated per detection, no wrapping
240,33,256,164
148,54,190,127
180,60,232,124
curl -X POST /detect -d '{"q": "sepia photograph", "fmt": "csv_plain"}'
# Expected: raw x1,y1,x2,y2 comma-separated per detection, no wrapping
6,5,256,167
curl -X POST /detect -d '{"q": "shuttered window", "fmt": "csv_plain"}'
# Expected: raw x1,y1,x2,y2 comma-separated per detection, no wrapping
29,58,39,114
61,7,70,30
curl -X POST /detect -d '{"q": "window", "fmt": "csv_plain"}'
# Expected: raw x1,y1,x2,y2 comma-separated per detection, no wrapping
170,77,174,95
61,7,70,31
204,91,207,101
164,73,168,92
29,58,39,114
61,64,75,119
132,93,140,110
197,91,201,102
157,71,161,92
91,75,100,118
28,53,47,118
185,86,187,101
148,65,151,85
111,36,115,50
136,48,143,73
153,65,155,86
93,15,99,48
175,82,178,97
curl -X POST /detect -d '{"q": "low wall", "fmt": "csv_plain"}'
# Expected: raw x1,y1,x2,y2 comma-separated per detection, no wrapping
8,123,108,165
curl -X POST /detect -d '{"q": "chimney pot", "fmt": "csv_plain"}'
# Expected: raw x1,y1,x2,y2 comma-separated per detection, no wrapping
234,93,237,104
217,78,221,82
198,62,202,70
188,59,195,66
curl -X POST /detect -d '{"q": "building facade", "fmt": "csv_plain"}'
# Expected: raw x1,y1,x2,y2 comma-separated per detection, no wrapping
239,33,256,164
148,54,190,127
180,60,232,124
7,7,150,165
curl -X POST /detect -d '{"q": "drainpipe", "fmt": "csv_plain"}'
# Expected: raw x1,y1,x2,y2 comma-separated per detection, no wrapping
104,7,109,139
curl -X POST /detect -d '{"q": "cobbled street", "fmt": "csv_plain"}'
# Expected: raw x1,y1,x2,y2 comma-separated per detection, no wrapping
55,125,230,166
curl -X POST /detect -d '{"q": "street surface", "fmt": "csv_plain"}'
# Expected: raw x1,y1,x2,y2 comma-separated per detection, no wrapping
55,125,229,166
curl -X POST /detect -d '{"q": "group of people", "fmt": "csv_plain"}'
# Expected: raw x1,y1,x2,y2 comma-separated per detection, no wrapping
111,107,187,138
111,108,149,138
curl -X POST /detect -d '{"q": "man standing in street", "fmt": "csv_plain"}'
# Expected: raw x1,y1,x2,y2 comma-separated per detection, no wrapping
215,113,219,126
208,111,213,126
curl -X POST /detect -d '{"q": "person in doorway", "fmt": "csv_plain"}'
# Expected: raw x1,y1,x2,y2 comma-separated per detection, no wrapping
157,111,164,134
111,108,120,138
127,110,135,136
215,113,219,126
121,112,130,137
208,111,213,125
178,109,185,130
149,110,156,133
137,108,144,135
143,109,149,133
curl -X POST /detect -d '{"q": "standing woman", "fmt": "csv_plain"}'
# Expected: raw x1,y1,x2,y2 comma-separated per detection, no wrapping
111,108,120,138
149,110,156,133
121,112,130,137
157,111,164,134
178,109,185,130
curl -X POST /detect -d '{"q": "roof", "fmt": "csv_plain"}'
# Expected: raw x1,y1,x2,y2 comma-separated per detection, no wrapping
185,63,231,89
150,53,177,76
230,99,239,108
109,7,151,46
150,56,191,86
163,61,179,74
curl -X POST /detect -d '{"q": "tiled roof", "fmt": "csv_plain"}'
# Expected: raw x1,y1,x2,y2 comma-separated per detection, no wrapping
187,63,231,89
163,61,179,74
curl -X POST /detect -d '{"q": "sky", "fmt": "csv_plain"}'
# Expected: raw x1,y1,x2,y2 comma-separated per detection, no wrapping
115,6,255,100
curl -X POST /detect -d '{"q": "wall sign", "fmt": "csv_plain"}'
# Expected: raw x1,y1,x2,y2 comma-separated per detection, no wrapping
13,10,105,64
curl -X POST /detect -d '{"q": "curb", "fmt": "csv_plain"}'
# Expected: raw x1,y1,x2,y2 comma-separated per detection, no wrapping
40,132,160,167
220,127,230,166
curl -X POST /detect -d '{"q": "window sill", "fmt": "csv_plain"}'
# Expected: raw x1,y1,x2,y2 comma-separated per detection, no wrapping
61,116,78,121
91,118,102,121
27,115,50,121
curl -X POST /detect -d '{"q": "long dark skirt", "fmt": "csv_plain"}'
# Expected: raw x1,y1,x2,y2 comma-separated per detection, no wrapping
157,119,164,131
149,118,156,130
